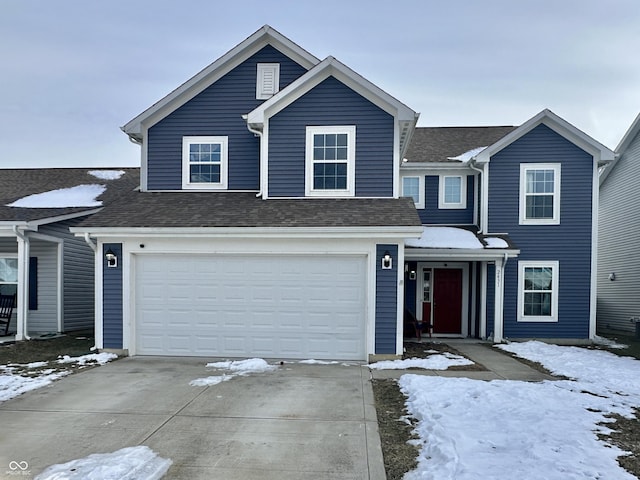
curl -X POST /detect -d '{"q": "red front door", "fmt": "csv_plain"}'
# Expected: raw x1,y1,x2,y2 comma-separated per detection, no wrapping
432,268,462,334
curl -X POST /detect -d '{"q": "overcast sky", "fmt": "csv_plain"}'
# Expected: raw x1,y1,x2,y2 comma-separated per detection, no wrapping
1,0,639,168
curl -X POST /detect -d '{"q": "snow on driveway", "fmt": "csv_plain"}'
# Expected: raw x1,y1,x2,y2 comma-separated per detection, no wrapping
400,341,640,480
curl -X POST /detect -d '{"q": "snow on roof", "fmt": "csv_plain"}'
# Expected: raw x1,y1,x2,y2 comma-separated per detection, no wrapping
406,227,484,249
447,146,487,162
88,170,125,180
484,237,509,248
7,184,106,208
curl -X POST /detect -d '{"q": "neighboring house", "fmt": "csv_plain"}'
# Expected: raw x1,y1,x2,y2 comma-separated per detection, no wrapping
0,168,139,339
597,113,640,334
71,26,614,360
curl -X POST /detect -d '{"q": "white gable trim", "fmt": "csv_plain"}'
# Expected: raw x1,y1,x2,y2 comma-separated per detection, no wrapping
121,25,319,139
474,109,614,164
599,112,640,186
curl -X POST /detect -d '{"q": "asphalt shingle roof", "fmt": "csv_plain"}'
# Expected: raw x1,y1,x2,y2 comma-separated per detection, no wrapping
76,191,422,229
0,168,140,223
405,126,517,163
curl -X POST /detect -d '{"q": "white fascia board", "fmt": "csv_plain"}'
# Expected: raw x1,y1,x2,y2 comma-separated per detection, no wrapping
400,162,475,171
122,25,320,138
405,247,520,261
71,225,425,239
600,113,640,186
247,56,418,126
27,209,101,227
474,109,615,164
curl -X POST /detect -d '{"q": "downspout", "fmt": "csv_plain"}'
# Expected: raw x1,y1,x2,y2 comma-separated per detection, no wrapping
12,226,30,340
83,232,97,252
244,115,264,198
468,160,485,233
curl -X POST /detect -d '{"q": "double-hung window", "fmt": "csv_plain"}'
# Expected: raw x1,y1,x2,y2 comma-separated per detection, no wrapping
305,126,355,197
182,136,228,190
519,163,561,224
0,257,18,299
401,176,425,208
439,175,466,209
518,261,559,322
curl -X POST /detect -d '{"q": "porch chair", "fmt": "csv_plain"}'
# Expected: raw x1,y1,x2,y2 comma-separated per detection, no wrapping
0,293,17,336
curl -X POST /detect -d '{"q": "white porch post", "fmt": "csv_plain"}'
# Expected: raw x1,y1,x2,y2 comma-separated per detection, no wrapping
493,258,505,343
479,262,487,339
15,232,30,340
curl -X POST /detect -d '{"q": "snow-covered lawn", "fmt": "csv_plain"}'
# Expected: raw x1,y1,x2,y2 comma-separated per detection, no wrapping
400,341,640,480
369,352,474,371
0,352,117,402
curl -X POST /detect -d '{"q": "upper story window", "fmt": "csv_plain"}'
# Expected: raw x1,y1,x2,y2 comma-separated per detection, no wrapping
182,136,228,190
517,261,559,322
439,175,466,209
305,126,355,197
519,163,561,225
256,63,280,100
401,176,425,209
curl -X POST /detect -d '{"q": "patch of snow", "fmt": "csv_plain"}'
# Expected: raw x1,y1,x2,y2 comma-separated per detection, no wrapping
593,335,628,349
189,374,233,387
484,237,509,248
35,446,172,480
0,370,70,402
57,352,118,365
447,146,487,162
406,227,484,249
369,353,474,370
205,358,277,375
88,169,125,180
7,184,106,208
299,359,339,365
399,341,640,479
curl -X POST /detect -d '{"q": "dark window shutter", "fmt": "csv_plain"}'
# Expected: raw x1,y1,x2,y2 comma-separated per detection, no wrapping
29,257,38,311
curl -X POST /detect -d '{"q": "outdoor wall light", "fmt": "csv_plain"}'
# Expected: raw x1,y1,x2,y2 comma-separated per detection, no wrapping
609,272,616,281
382,251,393,270
105,249,118,268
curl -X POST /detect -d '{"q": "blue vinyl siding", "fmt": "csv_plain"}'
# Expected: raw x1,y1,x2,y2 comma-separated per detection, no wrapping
417,175,475,224
487,124,593,338
147,46,308,190
375,244,398,354
103,243,123,348
268,77,395,197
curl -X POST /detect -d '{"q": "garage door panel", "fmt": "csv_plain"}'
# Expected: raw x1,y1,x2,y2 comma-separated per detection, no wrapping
135,254,367,359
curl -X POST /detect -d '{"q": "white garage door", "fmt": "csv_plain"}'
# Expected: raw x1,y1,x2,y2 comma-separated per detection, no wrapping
135,254,367,360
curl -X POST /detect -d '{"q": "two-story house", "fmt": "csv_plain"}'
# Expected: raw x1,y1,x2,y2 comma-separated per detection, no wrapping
72,26,614,360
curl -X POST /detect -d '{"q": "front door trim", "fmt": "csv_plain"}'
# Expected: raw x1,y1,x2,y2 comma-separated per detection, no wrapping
415,261,469,337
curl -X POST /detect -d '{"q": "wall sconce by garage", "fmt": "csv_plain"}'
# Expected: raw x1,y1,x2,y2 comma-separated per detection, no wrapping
608,272,616,281
381,251,393,270
105,249,118,268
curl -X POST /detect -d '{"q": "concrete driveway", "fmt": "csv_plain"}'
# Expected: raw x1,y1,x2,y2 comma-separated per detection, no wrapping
0,357,386,479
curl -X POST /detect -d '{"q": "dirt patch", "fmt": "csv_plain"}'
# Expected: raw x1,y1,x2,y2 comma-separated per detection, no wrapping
598,409,640,478
403,340,487,371
372,378,419,480
0,331,95,365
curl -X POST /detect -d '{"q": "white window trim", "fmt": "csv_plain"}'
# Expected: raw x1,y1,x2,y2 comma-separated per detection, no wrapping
182,136,228,190
438,175,467,209
305,125,356,197
256,63,280,100
519,163,561,225
0,254,18,296
401,175,425,209
517,261,559,323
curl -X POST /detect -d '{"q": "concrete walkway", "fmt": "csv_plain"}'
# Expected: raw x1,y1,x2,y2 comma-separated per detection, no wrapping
0,357,385,479
370,340,556,381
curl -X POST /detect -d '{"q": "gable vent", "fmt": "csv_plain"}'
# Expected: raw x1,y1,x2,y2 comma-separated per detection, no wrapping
257,63,280,100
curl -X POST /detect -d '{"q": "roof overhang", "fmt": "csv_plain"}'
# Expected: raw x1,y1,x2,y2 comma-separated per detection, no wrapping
474,109,615,165
400,161,474,171
405,247,520,261
600,112,640,186
246,56,419,156
72,225,425,240
121,25,320,141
